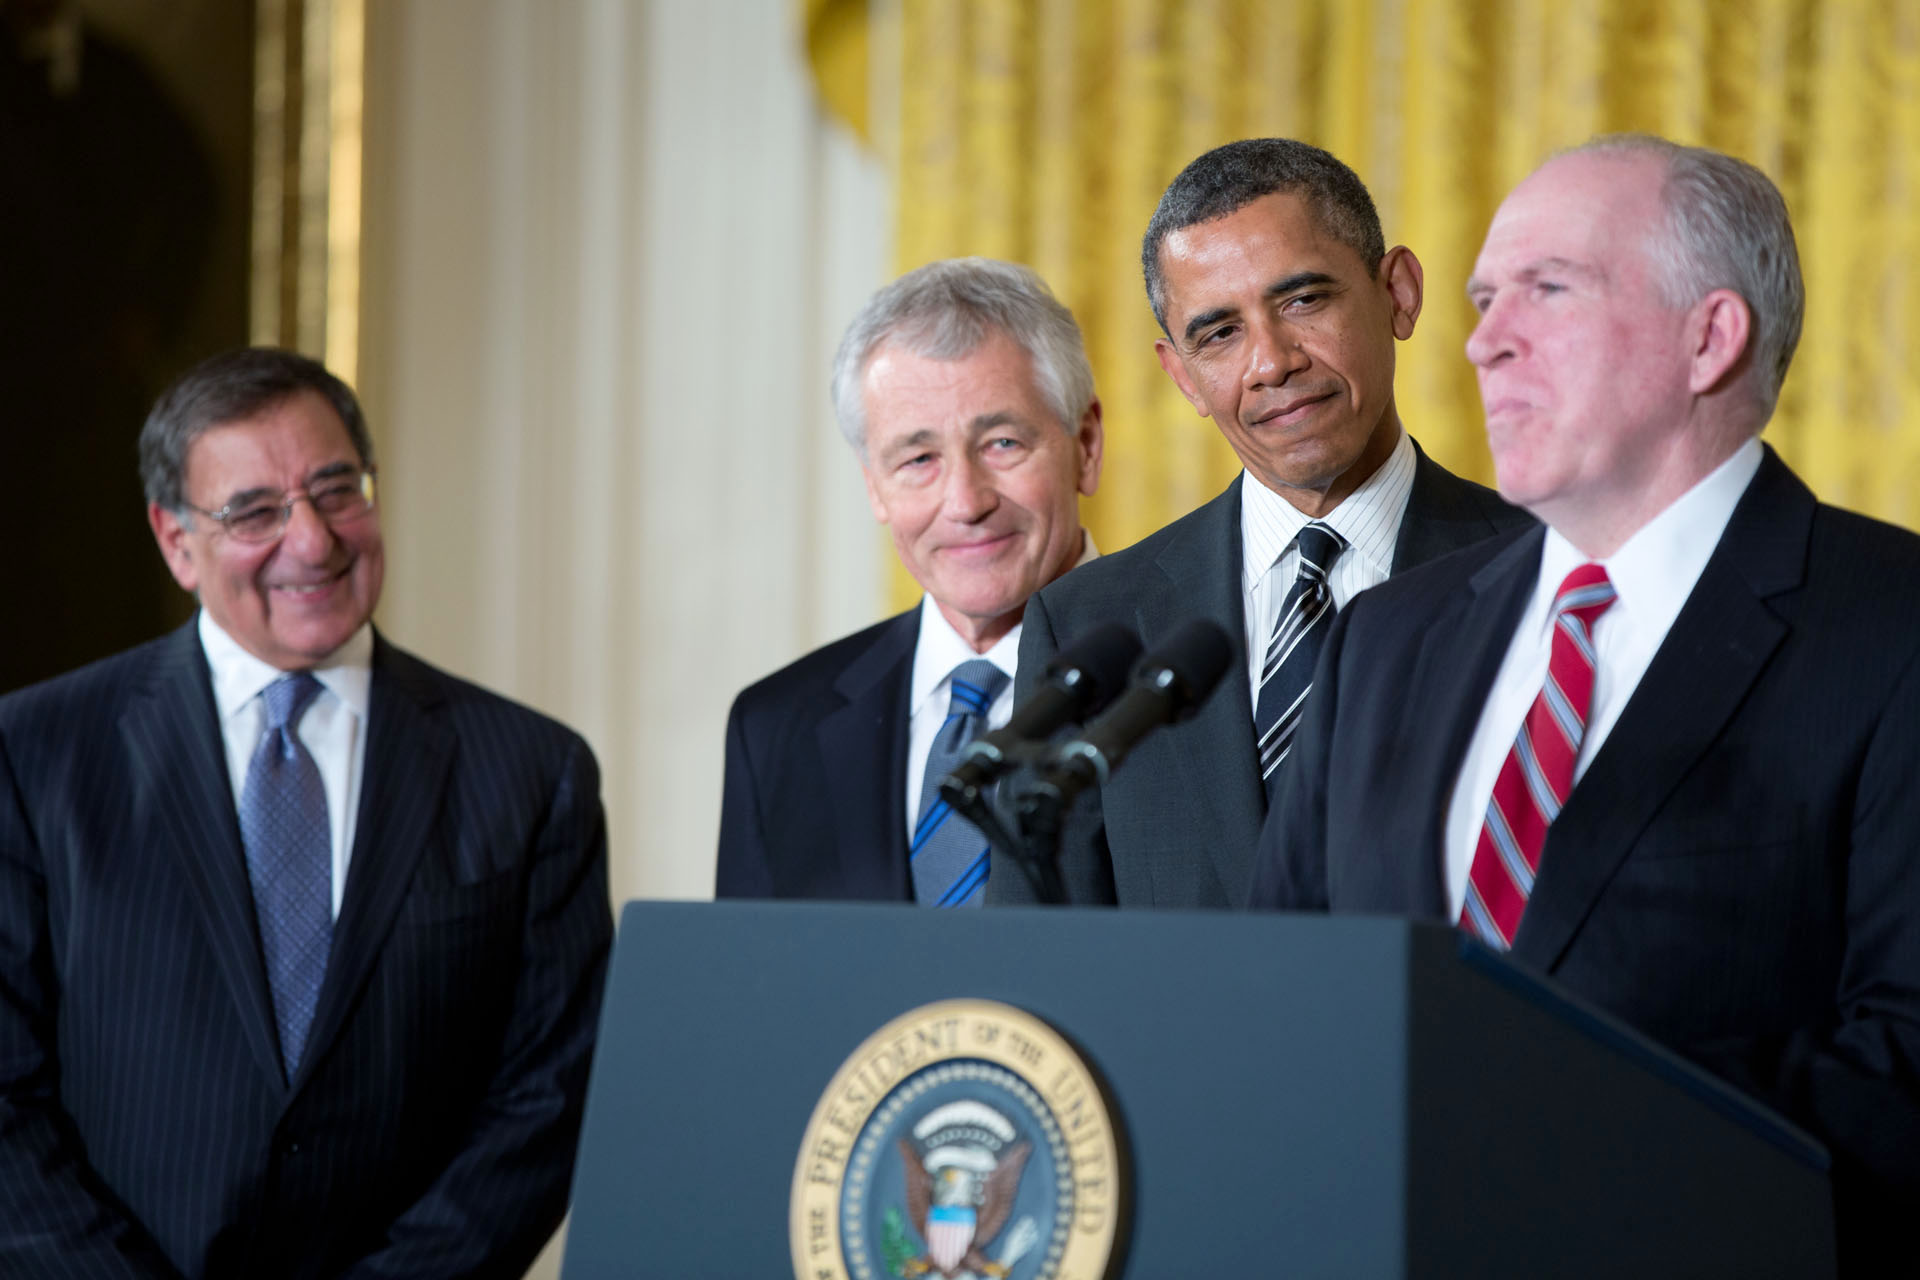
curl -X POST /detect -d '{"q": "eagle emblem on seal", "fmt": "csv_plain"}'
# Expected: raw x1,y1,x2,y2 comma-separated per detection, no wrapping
894,1100,1036,1278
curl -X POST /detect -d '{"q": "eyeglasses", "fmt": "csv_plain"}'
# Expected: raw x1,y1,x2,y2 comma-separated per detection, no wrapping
184,468,378,543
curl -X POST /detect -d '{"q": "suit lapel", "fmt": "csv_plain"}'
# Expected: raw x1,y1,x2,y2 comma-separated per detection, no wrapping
299,637,454,1084
119,621,287,1088
1516,451,1808,970
1390,530,1546,916
818,611,916,898
1147,480,1266,897
1393,441,1521,571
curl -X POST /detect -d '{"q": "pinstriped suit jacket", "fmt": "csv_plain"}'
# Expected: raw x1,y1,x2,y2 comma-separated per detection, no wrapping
0,620,613,1279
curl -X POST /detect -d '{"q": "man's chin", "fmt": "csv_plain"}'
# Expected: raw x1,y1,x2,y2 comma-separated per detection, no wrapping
266,615,369,667
932,588,1028,647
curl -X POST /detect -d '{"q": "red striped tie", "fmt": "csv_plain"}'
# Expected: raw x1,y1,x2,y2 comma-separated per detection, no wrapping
1461,563,1615,950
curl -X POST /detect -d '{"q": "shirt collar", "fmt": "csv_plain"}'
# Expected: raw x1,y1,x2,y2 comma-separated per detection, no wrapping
1534,436,1763,633
198,610,375,724
911,598,1019,718
1240,427,1414,591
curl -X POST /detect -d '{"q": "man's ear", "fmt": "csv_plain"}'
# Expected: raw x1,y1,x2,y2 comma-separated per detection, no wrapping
1074,398,1105,497
860,465,891,525
1689,288,1753,395
1154,338,1210,418
148,503,200,592
1380,245,1424,340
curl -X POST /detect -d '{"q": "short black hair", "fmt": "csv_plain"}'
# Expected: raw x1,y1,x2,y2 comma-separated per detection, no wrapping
1142,138,1387,333
140,347,373,511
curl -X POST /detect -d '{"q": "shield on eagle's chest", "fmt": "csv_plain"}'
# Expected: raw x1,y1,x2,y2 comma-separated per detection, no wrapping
926,1204,976,1273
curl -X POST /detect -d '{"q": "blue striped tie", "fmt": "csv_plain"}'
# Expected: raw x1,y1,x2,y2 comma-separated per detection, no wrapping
910,659,1008,907
240,673,333,1079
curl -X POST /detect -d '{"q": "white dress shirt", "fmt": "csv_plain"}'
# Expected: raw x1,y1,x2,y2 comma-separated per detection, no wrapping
1240,428,1417,706
199,611,374,918
1442,438,1764,917
903,531,1098,835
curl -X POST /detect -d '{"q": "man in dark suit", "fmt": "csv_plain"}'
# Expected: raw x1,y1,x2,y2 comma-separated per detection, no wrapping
987,138,1527,908
716,259,1103,903
0,348,612,1278
1250,136,1920,1263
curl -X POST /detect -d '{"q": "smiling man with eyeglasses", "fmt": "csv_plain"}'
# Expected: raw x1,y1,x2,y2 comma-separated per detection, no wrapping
148,372,386,674
0,347,612,1279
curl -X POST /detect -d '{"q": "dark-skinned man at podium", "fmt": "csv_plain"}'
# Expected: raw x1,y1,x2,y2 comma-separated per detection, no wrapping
717,258,1104,905
987,138,1527,909
1250,135,1920,1270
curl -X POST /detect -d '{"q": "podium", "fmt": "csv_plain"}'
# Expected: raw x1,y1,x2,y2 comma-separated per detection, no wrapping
564,902,1834,1277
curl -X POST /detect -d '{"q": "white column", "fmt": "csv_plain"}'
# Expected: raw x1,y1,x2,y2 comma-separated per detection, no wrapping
361,0,887,925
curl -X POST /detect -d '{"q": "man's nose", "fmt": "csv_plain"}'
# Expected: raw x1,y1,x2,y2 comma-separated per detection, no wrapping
1466,296,1518,368
276,495,339,558
941,457,997,521
1245,318,1310,389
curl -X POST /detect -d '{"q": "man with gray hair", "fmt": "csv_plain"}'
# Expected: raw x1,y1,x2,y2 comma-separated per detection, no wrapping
1251,136,1920,1260
717,257,1103,903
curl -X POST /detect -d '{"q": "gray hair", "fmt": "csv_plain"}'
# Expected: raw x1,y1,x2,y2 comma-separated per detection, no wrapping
140,346,374,513
831,258,1094,457
1142,138,1387,334
1572,134,1804,412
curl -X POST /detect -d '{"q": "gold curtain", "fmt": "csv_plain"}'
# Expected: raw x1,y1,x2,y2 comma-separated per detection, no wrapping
806,0,1920,608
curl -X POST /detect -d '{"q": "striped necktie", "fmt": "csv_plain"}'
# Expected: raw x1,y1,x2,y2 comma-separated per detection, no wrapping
240,672,333,1078
1461,564,1616,950
1254,522,1347,801
909,659,1008,907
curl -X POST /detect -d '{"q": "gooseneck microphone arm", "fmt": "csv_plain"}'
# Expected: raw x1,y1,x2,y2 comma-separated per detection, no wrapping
1011,618,1236,900
936,624,1142,904
939,623,1141,805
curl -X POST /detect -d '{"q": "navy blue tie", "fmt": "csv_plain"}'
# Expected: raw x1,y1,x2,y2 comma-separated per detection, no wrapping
240,673,333,1079
1254,523,1347,801
910,660,1009,907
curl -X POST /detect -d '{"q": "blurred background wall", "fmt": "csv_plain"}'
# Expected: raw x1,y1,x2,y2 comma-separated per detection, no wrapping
819,0,1920,602
357,0,887,914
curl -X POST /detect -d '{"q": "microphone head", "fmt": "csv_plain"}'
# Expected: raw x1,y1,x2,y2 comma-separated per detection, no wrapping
1134,618,1234,721
1045,622,1143,715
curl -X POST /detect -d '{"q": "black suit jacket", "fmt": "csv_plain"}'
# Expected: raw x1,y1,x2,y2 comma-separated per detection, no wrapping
986,442,1529,907
1249,448,1920,1261
715,609,918,900
0,621,613,1279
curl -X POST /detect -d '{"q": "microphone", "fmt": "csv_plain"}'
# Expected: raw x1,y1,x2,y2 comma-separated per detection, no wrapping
938,622,1143,806
1024,618,1235,812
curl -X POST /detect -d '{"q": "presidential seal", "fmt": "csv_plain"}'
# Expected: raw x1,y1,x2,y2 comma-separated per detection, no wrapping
791,999,1124,1280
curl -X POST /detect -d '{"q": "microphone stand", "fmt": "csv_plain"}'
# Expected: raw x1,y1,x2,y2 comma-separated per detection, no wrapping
946,617,1231,907
938,749,1070,905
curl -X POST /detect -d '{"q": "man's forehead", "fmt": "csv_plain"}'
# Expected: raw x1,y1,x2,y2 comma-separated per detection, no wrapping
185,396,359,488
1494,152,1664,240
863,337,1046,427
1159,191,1367,310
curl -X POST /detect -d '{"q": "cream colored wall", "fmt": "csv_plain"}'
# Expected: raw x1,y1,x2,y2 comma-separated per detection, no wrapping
360,0,885,899
357,3,886,1272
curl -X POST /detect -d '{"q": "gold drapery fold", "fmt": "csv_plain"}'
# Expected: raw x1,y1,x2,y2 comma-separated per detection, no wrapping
806,1,1920,608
